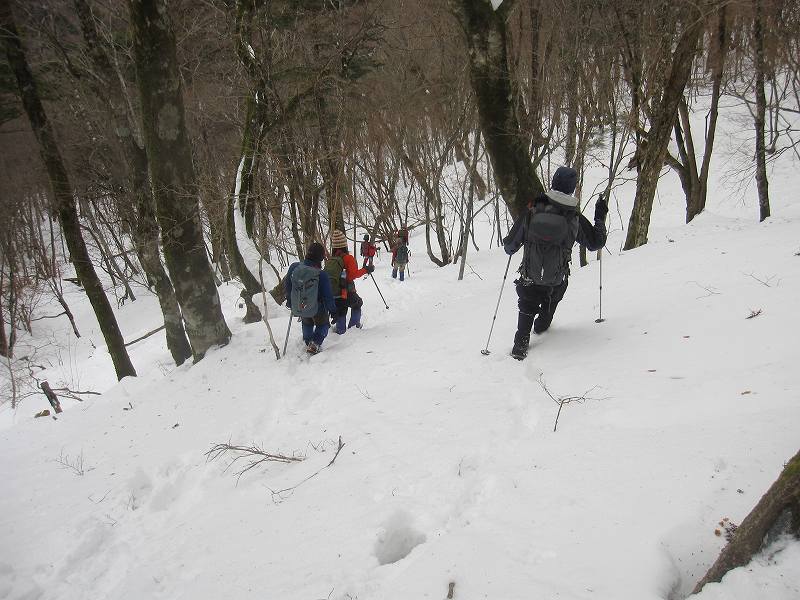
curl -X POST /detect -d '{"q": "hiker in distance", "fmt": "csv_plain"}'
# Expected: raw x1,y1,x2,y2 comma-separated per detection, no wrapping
325,229,374,334
503,166,608,360
285,242,337,355
391,229,410,281
360,233,377,269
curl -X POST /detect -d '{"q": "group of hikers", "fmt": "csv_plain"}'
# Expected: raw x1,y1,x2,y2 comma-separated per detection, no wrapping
283,165,608,359
285,228,410,354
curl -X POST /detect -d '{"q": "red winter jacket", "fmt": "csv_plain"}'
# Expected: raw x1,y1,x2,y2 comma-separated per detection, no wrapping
342,252,368,282
360,241,377,257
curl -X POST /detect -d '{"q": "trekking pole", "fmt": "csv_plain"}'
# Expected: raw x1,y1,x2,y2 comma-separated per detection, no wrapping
281,314,293,357
481,255,512,356
595,248,605,323
369,273,390,309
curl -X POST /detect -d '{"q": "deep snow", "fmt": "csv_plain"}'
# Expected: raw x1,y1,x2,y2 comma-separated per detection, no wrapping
1,143,799,599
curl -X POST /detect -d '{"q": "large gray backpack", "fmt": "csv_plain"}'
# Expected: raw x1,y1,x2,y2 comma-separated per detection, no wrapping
522,195,579,286
290,264,320,318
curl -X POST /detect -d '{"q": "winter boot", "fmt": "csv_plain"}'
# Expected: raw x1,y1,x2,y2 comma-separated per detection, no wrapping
511,334,530,360
334,314,347,335
392,267,398,279
306,341,320,355
348,308,362,329
399,270,404,282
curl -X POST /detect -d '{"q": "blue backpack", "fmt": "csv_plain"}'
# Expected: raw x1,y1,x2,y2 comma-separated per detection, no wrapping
290,264,320,318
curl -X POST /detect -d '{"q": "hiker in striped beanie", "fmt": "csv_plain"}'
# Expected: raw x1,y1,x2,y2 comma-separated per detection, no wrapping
323,229,374,333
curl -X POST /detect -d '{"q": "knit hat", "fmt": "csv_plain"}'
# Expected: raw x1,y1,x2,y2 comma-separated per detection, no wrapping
306,242,325,264
331,229,348,249
551,166,578,195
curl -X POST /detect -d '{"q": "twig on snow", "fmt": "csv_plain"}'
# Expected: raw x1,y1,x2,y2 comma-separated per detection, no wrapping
537,376,606,432
54,449,87,476
746,308,763,319
690,281,720,299
744,272,779,287
269,436,345,503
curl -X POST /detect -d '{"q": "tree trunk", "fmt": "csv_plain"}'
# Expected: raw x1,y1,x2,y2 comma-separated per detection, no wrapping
450,0,544,219
669,5,727,224
74,0,192,365
227,94,266,324
316,92,348,234
624,18,702,250
129,0,231,360
753,0,771,222
693,449,800,594
1,0,136,379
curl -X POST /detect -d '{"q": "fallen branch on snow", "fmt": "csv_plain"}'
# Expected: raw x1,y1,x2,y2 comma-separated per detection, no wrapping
205,441,304,483
269,436,345,503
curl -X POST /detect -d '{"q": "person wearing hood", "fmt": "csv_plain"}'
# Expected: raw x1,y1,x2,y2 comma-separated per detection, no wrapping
285,242,337,354
502,166,608,360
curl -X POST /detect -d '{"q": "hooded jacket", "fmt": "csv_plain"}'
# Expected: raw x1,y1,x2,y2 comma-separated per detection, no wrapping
502,189,607,258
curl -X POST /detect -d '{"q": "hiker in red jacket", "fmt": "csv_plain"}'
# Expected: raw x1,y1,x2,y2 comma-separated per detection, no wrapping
360,234,377,268
324,229,374,334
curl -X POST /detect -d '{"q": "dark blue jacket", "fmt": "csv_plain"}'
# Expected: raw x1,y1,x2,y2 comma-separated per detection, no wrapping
285,259,337,314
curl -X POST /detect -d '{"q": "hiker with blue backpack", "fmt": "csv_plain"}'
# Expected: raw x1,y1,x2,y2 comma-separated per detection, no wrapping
325,229,374,334
285,242,337,355
502,166,608,360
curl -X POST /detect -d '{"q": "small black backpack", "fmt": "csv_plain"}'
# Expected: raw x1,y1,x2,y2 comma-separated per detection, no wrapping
522,194,579,286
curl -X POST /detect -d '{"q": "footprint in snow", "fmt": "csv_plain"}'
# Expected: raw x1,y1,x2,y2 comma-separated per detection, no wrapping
374,510,426,565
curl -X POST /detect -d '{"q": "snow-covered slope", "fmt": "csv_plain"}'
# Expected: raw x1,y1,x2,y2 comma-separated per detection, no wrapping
1,185,798,599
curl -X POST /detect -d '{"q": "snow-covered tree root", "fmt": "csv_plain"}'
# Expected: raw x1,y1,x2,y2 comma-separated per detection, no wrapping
693,449,800,594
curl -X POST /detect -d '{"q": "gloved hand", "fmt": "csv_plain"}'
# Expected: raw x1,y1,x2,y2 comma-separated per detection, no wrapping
594,193,609,222
365,265,375,274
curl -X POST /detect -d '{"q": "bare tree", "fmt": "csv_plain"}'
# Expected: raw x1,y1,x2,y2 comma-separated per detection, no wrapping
1,0,136,379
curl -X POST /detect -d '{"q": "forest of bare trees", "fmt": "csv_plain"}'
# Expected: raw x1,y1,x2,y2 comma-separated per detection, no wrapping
2,0,799,377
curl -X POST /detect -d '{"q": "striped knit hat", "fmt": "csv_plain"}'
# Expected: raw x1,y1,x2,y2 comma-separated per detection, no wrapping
331,229,348,249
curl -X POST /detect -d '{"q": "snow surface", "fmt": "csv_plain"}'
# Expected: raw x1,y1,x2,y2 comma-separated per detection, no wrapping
2,109,800,599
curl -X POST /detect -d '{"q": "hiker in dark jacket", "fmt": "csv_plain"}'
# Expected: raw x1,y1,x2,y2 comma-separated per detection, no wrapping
325,229,374,334
391,229,409,281
285,242,337,354
502,166,608,360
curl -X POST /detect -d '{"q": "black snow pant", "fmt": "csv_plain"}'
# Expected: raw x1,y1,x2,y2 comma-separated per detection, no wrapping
513,278,569,344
